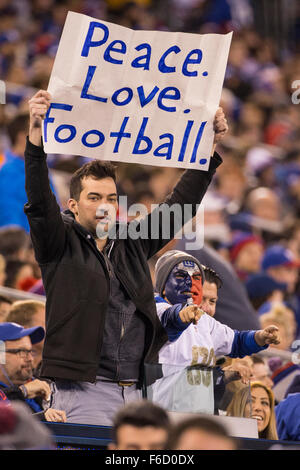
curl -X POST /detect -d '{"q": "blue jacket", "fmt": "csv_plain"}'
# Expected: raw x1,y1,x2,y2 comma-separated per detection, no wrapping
275,375,300,441
0,149,59,232
156,296,268,357
275,393,300,441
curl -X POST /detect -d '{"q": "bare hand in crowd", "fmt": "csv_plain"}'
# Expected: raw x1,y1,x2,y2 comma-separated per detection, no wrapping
179,305,205,325
28,89,51,147
23,379,51,400
224,362,253,385
213,107,228,144
254,325,280,347
44,408,67,423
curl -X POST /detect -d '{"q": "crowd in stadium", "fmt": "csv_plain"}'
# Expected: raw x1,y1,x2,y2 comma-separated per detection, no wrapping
0,0,300,449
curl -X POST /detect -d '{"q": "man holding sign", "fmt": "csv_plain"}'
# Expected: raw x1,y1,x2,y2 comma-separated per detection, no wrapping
23,88,228,425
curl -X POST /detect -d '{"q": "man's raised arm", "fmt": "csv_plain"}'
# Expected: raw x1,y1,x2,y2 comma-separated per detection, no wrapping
28,90,51,147
138,108,228,259
24,90,66,264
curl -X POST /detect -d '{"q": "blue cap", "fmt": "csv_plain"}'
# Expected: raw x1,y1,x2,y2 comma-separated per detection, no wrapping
0,322,45,344
261,245,300,270
245,272,287,299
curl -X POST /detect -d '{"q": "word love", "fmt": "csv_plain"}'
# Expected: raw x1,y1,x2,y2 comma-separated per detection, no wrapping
82,67,183,113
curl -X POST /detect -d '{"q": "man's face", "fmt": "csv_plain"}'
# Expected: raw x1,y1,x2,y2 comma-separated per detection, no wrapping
235,242,264,273
200,281,218,317
2,336,34,385
109,425,168,450
251,363,274,389
14,264,35,290
164,261,202,305
174,428,236,450
68,176,118,238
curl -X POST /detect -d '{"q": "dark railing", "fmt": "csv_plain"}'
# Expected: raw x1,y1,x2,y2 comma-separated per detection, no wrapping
43,421,300,450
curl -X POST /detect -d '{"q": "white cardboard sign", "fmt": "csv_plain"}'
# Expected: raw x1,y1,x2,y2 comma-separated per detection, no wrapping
44,11,232,170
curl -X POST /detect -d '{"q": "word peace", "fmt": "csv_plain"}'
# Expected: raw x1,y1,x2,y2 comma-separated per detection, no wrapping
81,21,205,77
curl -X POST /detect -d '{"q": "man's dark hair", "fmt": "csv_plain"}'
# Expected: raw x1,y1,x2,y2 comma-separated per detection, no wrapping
0,295,12,305
249,295,270,311
0,227,30,259
4,260,32,289
111,400,170,444
70,160,117,201
251,354,265,365
203,266,223,289
166,415,236,450
6,113,29,147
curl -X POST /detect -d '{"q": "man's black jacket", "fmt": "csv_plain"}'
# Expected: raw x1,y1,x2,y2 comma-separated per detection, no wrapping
24,138,222,384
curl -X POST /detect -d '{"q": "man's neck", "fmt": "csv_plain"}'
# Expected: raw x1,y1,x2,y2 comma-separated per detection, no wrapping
95,237,108,252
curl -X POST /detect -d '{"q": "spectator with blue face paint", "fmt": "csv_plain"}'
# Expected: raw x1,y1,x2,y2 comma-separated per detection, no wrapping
162,258,204,314
155,250,280,350
150,250,281,414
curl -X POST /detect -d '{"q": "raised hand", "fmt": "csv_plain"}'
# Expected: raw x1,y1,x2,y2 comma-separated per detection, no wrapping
179,305,205,325
254,325,280,347
213,107,228,144
28,90,51,146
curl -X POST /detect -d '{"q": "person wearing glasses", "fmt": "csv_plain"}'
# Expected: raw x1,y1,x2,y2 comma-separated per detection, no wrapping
0,322,66,422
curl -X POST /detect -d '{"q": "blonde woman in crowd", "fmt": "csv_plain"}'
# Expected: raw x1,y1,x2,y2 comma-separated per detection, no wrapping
226,381,278,440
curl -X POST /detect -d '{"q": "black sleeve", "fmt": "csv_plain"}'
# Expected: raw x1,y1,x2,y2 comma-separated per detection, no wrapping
24,138,66,264
1,385,26,402
137,152,222,259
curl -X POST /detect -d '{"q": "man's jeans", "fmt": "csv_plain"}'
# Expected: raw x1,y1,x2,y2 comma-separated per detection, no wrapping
50,376,142,426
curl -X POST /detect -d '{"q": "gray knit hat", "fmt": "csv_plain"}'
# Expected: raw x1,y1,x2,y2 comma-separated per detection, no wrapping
154,250,204,296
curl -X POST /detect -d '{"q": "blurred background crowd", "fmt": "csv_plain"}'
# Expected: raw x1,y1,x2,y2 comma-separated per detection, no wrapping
1,0,300,447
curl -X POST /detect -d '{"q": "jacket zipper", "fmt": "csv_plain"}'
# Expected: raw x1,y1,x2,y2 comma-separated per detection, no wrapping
83,233,114,382
109,244,157,366
115,310,125,381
